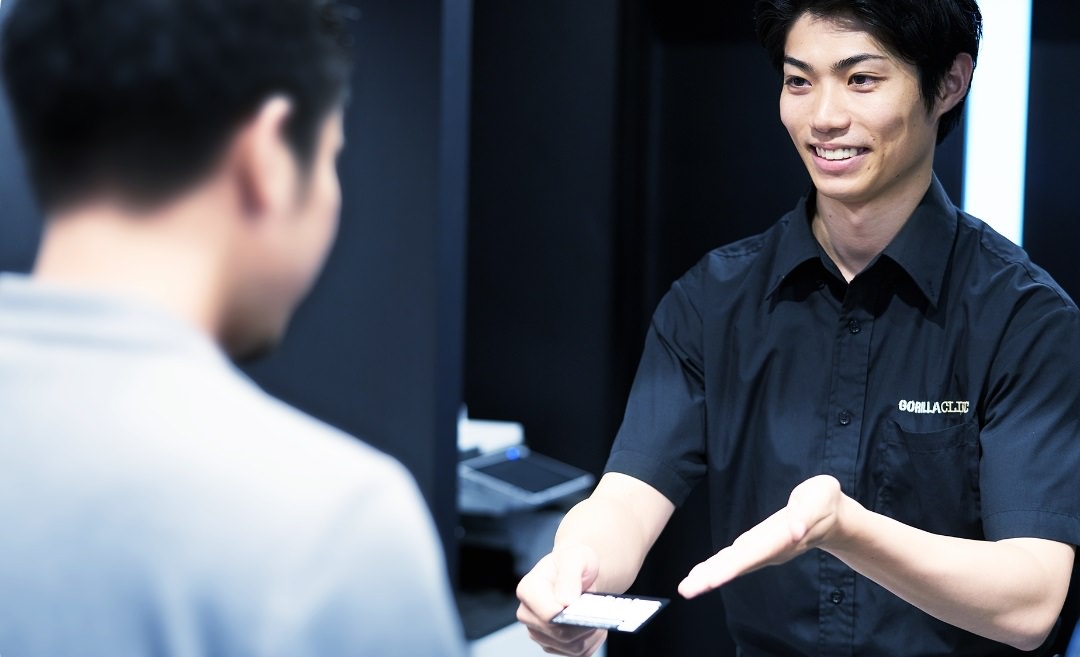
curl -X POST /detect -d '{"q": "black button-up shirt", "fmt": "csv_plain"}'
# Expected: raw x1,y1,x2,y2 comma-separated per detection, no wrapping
607,177,1080,656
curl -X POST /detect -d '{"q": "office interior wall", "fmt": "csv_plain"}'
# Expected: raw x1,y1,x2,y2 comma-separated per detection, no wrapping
464,0,624,478
0,80,39,273
1024,2,1080,303
243,0,469,567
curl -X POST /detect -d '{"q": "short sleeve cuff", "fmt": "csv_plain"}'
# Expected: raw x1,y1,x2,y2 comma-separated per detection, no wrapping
604,448,699,508
983,509,1080,546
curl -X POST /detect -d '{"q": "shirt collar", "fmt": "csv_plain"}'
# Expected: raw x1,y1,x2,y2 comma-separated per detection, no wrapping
765,191,829,299
0,273,227,364
878,175,957,308
766,174,958,308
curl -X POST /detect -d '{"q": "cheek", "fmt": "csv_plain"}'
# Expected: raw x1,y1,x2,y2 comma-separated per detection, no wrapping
875,115,924,169
779,100,805,146
325,175,341,238
864,91,925,139
779,97,796,132
330,174,342,219
313,172,341,257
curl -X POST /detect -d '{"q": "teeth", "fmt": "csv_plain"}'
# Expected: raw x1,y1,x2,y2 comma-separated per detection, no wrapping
816,147,860,161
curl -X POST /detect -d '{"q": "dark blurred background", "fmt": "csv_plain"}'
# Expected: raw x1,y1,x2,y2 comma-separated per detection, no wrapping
2,1,1076,655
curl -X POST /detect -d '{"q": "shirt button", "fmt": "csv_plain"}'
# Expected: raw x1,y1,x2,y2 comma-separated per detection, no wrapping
838,411,852,426
830,589,845,604
815,279,825,290
847,319,861,334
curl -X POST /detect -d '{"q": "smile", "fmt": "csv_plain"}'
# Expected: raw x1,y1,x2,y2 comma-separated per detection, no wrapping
814,146,865,161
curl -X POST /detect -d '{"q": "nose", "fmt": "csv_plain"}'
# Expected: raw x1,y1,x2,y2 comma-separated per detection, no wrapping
811,83,850,134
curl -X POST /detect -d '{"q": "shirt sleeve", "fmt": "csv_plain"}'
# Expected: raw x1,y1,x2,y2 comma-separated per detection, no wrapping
604,262,709,508
979,284,1080,546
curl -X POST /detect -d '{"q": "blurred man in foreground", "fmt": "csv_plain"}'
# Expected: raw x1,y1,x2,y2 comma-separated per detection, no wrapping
0,1,465,654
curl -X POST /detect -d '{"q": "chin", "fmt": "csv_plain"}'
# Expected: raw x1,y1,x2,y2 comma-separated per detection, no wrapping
221,323,286,364
229,338,279,364
809,178,872,205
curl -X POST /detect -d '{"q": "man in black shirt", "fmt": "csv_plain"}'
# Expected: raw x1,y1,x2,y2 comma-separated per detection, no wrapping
517,1,1080,655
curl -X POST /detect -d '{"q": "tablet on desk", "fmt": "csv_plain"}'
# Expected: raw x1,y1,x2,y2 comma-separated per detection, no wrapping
458,446,594,512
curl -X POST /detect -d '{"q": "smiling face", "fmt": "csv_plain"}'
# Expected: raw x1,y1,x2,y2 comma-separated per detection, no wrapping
779,13,945,212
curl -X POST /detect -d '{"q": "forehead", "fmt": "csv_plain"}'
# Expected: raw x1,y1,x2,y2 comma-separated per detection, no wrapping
783,13,895,65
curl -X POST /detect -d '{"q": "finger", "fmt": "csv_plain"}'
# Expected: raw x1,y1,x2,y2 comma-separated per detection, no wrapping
524,622,609,652
678,509,795,598
578,629,609,657
528,626,608,657
516,598,600,645
526,625,607,657
517,554,566,622
678,547,739,598
517,546,607,656
786,513,809,544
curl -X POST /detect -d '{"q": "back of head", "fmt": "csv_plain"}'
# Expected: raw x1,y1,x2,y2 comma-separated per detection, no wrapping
754,0,982,144
0,0,353,213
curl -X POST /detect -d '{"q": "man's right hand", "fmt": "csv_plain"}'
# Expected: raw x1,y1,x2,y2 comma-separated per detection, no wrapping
516,544,608,657
515,473,676,655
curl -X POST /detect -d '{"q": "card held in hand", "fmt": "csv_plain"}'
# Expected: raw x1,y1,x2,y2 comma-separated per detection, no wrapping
550,593,669,633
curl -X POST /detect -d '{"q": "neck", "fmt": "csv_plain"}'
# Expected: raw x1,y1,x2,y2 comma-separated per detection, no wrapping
32,192,234,338
812,173,932,282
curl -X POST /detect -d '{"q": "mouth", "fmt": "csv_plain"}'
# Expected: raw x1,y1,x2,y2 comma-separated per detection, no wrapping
813,146,868,161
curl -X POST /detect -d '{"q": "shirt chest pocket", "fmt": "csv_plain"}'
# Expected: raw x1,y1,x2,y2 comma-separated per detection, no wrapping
872,419,982,538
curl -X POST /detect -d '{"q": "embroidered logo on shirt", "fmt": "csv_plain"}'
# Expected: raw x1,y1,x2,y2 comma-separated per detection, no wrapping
898,399,970,414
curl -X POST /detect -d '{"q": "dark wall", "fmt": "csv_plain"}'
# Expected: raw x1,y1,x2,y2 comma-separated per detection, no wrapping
1024,2,1080,303
464,0,623,477
244,0,470,563
0,68,39,273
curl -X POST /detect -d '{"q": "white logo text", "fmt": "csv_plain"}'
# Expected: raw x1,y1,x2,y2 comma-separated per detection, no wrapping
898,399,970,414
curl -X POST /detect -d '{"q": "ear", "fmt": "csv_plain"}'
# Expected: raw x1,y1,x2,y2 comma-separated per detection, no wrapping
232,96,296,221
934,52,975,119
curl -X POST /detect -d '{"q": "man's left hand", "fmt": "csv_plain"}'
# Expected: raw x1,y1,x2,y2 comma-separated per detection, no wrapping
678,474,847,598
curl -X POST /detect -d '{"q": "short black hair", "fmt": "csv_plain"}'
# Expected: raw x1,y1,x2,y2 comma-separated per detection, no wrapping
754,0,982,144
0,0,354,212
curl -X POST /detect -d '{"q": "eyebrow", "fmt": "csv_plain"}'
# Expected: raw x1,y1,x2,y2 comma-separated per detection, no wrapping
783,53,888,74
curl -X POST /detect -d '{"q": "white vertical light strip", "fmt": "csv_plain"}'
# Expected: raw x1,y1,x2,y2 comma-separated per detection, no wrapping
962,0,1032,246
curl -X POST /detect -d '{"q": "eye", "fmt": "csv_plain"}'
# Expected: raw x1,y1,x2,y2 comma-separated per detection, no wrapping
784,75,810,89
849,74,878,87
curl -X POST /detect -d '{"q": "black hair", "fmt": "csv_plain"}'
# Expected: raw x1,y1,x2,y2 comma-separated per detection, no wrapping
0,0,354,212
754,0,982,144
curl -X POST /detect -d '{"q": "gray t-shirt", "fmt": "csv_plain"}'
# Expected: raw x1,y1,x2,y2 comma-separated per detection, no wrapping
0,274,466,657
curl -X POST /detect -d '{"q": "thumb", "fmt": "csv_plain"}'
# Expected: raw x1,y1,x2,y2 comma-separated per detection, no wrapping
787,509,809,544
554,544,600,606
